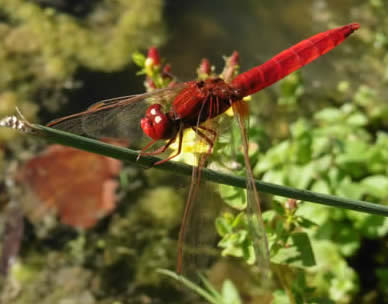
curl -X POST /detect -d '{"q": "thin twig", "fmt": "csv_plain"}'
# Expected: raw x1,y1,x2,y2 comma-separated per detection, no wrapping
29,124,388,217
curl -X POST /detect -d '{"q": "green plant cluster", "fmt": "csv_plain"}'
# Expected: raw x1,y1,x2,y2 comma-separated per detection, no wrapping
238,3,388,300
252,52,388,304
198,5,388,301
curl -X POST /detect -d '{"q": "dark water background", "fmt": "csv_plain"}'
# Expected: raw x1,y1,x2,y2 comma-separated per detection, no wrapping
73,0,362,115
162,0,361,83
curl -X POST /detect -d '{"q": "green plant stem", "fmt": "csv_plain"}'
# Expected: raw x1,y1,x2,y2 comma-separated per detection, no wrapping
37,124,388,217
157,269,220,304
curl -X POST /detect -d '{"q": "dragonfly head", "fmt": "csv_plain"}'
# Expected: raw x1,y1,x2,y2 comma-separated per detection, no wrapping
141,104,176,140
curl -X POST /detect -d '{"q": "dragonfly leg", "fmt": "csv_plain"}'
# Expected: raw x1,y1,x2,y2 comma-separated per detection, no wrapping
153,127,184,165
136,139,158,160
197,125,217,137
138,123,184,165
137,136,175,158
192,126,217,155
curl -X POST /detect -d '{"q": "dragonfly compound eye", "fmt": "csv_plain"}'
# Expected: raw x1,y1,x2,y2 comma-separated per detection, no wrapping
141,104,173,140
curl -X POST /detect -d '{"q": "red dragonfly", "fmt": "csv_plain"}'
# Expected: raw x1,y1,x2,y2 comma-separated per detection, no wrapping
47,23,359,279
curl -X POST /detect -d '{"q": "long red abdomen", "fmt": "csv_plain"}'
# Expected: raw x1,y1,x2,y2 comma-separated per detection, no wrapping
231,23,360,97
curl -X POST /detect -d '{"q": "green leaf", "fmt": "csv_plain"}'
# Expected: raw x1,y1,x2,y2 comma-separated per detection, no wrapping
349,212,388,238
354,85,377,107
346,112,368,127
322,220,361,256
287,164,314,189
216,213,257,264
291,134,313,164
132,52,146,67
290,119,310,138
262,210,277,224
272,232,316,267
255,141,290,173
314,108,344,124
221,280,242,304
336,178,365,200
291,232,316,267
157,269,219,304
311,180,331,195
198,273,224,300
296,217,317,229
231,212,245,228
219,184,247,210
337,140,370,163
215,216,231,237
219,230,247,247
327,167,344,190
262,169,285,185
361,175,388,199
312,137,331,158
310,241,358,302
270,200,285,216
272,289,290,304
313,156,332,174
291,271,309,304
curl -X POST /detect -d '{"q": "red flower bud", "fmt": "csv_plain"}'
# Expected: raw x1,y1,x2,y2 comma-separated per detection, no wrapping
222,51,240,82
229,51,239,67
147,47,161,66
199,58,211,75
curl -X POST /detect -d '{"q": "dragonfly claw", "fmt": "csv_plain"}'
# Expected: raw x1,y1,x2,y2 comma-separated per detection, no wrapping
136,153,142,161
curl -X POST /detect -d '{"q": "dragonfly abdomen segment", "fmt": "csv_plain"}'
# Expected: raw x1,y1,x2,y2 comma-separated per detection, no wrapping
231,23,360,97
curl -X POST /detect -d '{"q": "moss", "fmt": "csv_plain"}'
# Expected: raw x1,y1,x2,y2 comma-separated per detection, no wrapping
137,187,184,229
1,252,95,304
0,0,165,114
0,0,169,301
99,186,184,285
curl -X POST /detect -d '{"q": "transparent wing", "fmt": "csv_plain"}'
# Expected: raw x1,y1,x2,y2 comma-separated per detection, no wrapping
176,111,223,281
176,103,271,285
178,150,223,281
232,101,272,286
47,85,185,149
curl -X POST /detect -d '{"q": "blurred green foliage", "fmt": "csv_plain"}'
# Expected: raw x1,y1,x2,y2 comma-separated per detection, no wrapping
159,269,243,304
203,2,388,302
0,0,164,143
243,3,388,301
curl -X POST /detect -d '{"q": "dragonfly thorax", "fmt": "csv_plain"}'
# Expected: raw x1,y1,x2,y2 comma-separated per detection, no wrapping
171,78,243,126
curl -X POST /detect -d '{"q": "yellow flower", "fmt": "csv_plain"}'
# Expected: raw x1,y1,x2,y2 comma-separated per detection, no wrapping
168,94,251,166
225,96,251,116
169,128,210,166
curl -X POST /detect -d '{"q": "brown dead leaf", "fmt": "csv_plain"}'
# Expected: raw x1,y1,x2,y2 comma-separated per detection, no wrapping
17,145,122,229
